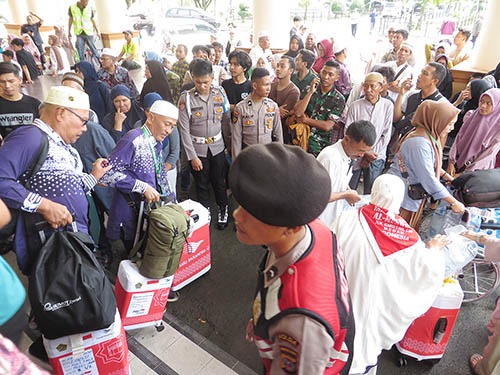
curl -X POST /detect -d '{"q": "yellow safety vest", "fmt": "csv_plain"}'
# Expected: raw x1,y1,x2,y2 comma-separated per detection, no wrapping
70,3,94,36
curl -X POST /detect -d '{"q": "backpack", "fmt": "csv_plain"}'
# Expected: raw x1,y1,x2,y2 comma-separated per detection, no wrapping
0,127,48,254
452,168,500,208
131,203,190,279
28,230,117,339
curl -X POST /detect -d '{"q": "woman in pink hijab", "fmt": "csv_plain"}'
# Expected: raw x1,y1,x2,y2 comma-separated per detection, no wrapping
4,34,19,61
21,33,41,68
312,39,334,74
449,88,500,174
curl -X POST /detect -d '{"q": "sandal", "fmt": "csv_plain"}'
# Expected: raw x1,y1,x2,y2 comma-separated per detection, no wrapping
469,353,483,374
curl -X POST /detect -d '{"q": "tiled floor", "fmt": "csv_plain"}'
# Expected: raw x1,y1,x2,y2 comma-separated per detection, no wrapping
17,314,242,375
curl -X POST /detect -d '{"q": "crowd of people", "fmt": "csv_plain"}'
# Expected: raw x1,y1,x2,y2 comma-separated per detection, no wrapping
0,4,500,375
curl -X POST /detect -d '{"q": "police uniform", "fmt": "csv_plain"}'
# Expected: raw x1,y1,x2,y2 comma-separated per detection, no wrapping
177,85,230,210
231,97,283,159
229,143,355,375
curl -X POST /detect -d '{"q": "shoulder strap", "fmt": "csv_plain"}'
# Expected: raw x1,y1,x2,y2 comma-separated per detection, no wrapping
21,127,49,189
393,64,408,81
185,91,192,120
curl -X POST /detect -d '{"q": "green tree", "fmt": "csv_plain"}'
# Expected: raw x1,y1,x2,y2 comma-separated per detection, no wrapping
193,0,213,11
238,3,251,22
299,0,310,19
349,0,363,12
330,1,344,16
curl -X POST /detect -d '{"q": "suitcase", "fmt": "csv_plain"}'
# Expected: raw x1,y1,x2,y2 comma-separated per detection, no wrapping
395,278,463,364
43,310,129,375
115,260,174,331
172,199,211,291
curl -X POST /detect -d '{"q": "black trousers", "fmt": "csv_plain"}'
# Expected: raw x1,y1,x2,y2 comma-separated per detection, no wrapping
190,149,228,208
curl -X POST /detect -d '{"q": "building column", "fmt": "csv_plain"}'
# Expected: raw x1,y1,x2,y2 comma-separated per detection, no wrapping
95,0,128,50
451,0,499,92
253,0,290,50
7,0,29,25
468,0,500,71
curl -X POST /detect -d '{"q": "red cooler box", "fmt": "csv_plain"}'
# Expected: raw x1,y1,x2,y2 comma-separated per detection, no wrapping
43,310,129,375
173,200,211,291
396,278,463,361
115,260,174,330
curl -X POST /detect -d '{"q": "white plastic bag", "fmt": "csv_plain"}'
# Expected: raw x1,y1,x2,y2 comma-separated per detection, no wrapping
442,230,479,277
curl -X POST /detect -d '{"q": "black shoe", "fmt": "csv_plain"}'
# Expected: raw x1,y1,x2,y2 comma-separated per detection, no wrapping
29,336,48,363
217,205,228,230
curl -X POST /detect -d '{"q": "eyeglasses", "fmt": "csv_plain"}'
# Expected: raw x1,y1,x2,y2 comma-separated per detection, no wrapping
65,108,89,126
163,120,176,130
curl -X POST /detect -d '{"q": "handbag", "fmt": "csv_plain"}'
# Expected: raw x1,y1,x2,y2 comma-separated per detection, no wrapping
397,151,430,200
408,183,430,200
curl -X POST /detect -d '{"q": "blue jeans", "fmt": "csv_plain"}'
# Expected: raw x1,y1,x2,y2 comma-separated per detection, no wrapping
75,33,100,64
349,158,386,195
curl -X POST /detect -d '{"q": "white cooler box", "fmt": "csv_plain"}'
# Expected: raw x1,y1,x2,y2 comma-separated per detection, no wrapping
43,310,129,375
115,259,174,330
173,200,211,291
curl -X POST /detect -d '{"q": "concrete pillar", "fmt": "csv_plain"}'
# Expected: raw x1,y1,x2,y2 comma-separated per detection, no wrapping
94,0,128,50
94,0,127,34
451,0,500,94
25,0,42,18
7,0,29,25
253,0,290,50
468,0,500,71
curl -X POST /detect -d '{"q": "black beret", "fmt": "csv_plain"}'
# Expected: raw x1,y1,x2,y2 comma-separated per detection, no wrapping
229,143,331,227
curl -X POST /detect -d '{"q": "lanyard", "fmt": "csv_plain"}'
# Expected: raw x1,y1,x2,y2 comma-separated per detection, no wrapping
141,126,164,194
415,125,439,146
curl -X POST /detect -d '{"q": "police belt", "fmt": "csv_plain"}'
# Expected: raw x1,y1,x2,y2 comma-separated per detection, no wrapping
191,132,222,144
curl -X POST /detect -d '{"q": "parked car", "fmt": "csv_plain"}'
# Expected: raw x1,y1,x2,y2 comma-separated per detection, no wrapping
164,7,220,29
156,18,217,52
129,13,155,36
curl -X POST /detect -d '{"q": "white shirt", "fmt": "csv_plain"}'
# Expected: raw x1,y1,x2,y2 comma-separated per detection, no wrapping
385,60,414,102
345,97,393,162
317,140,353,227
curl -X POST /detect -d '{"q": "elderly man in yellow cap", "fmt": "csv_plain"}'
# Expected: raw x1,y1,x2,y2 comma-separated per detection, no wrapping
0,85,111,275
346,71,394,194
101,100,178,258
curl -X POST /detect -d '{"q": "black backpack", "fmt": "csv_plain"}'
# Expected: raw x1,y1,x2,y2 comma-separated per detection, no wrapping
0,127,48,254
452,168,500,208
28,230,117,339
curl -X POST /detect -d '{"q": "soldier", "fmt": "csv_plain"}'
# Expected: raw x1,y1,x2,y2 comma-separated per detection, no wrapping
178,59,230,230
232,68,283,159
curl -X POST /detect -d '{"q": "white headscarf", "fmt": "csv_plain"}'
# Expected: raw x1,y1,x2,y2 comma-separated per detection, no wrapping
370,174,405,214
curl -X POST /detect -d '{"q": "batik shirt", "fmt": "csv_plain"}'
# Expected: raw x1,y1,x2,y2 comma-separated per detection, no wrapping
97,65,139,97
171,59,189,85
306,87,346,156
100,126,174,241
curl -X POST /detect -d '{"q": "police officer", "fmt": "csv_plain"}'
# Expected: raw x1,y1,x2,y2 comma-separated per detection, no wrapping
231,68,283,159
229,143,355,374
178,59,230,230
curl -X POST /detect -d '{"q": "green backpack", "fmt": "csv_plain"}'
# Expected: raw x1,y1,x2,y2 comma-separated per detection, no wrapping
131,204,190,279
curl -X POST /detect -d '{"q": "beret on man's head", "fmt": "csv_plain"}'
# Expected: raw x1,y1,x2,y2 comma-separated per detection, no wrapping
229,143,331,227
